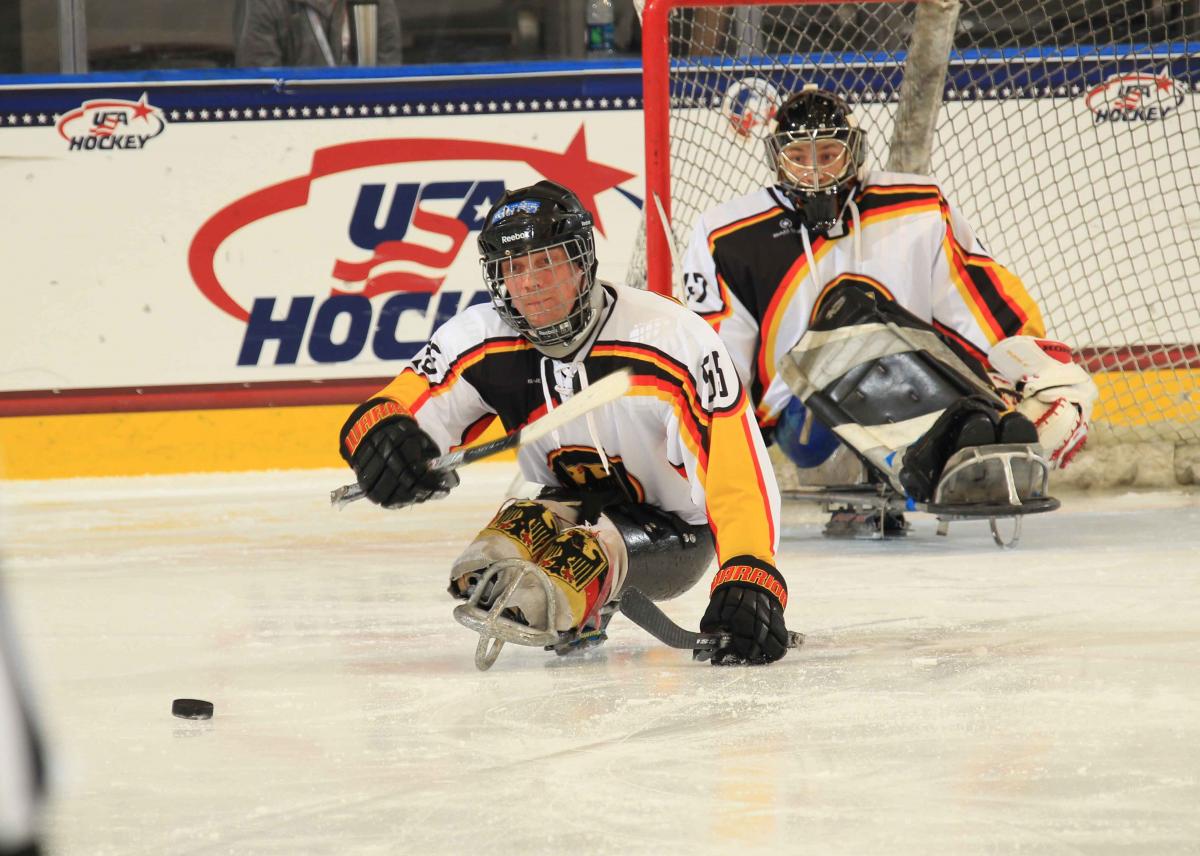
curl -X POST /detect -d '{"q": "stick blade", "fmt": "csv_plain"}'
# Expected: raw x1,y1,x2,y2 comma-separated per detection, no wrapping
617,587,724,651
618,587,806,656
330,483,364,508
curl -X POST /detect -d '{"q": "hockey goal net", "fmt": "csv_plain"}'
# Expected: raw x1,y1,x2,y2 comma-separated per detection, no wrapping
629,0,1200,485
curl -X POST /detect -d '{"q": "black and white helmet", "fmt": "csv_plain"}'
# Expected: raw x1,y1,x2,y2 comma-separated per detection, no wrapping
764,86,866,233
478,181,602,356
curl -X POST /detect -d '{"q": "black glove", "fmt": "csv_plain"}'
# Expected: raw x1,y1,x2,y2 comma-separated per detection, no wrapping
698,556,789,665
339,399,459,508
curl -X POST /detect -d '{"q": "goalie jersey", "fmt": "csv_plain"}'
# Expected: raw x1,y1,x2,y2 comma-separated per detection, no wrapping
682,169,1047,430
367,283,780,567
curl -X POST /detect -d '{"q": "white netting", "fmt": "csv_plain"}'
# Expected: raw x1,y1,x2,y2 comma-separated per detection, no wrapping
631,1,1200,483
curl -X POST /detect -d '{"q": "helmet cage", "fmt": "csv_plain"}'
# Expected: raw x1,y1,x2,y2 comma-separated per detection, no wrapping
477,180,600,352
764,88,867,232
481,236,597,349
770,130,862,192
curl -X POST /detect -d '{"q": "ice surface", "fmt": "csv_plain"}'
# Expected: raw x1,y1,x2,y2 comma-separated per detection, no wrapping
3,465,1199,855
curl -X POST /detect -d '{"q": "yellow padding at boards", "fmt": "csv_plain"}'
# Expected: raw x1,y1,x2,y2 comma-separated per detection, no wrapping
0,406,510,480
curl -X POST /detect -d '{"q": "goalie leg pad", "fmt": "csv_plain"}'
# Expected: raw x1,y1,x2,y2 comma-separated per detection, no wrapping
823,350,975,426
808,279,920,331
606,504,715,601
808,281,992,382
779,298,1002,492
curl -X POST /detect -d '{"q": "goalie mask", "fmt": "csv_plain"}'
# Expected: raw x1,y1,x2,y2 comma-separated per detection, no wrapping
478,181,602,357
765,86,866,233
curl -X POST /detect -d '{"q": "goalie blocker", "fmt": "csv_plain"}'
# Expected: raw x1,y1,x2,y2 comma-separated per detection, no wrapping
778,282,1096,512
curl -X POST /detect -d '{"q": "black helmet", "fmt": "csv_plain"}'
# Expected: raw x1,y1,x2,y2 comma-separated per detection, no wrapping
764,86,866,233
478,180,602,355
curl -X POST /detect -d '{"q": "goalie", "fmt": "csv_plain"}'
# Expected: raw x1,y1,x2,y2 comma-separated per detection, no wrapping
339,181,790,667
681,85,1098,532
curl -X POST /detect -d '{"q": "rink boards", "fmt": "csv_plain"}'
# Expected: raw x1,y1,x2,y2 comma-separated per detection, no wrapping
0,58,1196,477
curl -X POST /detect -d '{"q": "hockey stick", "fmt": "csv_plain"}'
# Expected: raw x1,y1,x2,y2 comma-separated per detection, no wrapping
330,367,632,509
651,191,686,300
617,587,805,661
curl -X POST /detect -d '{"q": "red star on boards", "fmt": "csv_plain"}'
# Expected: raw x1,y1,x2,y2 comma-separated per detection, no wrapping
130,94,155,122
191,126,640,321
541,126,636,238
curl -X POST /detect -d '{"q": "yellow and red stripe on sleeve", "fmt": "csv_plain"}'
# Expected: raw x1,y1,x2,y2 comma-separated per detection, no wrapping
373,368,432,414
458,412,498,447
703,393,778,566
933,319,989,367
939,198,1045,344
697,272,735,329
855,183,943,228
445,336,532,382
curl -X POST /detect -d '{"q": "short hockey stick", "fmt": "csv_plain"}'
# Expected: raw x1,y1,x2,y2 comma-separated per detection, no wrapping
330,367,632,509
617,586,805,660
651,191,686,299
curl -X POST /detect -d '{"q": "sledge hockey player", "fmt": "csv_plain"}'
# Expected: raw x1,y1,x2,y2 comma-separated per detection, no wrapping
339,181,790,667
681,85,1098,535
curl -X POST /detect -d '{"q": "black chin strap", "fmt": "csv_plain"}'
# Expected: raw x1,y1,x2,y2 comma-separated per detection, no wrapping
779,181,856,235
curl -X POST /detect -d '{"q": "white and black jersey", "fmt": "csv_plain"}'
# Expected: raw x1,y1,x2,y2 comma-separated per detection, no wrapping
367,283,781,567
682,170,1046,430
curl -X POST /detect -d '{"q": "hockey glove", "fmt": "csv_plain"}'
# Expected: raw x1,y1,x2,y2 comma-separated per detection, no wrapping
989,337,1098,469
699,556,789,665
339,398,459,508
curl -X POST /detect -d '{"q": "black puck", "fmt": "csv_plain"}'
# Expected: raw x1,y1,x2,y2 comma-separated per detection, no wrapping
172,698,214,720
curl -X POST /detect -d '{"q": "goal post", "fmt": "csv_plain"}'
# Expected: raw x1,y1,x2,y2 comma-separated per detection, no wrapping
886,0,959,173
632,0,1200,481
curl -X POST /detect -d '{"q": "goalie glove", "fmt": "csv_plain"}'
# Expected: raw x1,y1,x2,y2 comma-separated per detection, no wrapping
339,398,459,508
988,337,1099,469
699,556,789,665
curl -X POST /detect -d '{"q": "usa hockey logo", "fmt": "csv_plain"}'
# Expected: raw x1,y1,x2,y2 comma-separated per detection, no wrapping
56,93,167,151
187,126,638,367
1085,67,1186,124
722,77,781,139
